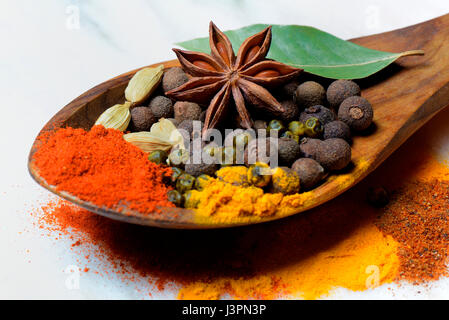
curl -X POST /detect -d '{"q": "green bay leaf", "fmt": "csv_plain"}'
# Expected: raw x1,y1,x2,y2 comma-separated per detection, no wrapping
176,24,423,79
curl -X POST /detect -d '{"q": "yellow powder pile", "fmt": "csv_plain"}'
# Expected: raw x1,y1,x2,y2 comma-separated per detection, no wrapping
191,179,284,219
179,218,398,300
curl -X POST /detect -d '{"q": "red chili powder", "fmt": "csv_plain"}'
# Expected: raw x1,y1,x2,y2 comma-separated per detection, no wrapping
376,179,449,283
32,125,174,214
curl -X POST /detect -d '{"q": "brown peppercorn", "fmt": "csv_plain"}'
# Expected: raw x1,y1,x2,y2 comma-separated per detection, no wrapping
185,162,219,177
278,137,301,166
174,101,202,122
338,96,373,131
280,80,300,100
299,105,336,125
323,120,351,142
177,119,202,140
162,67,189,93
128,106,156,132
253,120,268,131
295,81,326,109
327,80,361,109
316,138,351,171
200,110,206,122
148,96,173,119
292,158,326,190
367,186,390,207
299,138,323,159
279,100,300,123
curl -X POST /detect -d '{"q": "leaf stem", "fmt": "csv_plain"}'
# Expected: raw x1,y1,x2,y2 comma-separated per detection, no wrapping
400,50,425,57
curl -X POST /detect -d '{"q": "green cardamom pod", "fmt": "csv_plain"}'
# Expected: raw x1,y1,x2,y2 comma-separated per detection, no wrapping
94,101,132,131
125,65,164,104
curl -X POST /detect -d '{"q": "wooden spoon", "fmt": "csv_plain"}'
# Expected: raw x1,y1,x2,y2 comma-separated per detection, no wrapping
28,14,449,229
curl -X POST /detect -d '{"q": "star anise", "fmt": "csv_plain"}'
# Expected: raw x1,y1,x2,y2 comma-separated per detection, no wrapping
165,22,303,135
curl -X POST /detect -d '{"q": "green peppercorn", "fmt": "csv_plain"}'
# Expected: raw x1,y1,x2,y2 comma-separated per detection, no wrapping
168,148,189,167
195,174,211,191
167,190,183,207
281,130,292,139
169,167,184,184
183,190,200,209
203,144,222,164
148,150,168,165
221,146,237,166
288,121,306,136
281,131,301,143
267,120,285,136
176,173,195,194
304,117,323,138
247,162,272,187
233,132,253,150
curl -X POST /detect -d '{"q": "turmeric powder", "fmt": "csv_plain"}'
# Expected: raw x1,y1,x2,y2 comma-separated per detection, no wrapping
191,159,372,224
216,166,249,186
192,179,283,220
193,166,311,223
178,222,399,300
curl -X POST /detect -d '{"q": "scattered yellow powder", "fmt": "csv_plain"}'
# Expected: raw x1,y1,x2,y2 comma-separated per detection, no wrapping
179,222,399,300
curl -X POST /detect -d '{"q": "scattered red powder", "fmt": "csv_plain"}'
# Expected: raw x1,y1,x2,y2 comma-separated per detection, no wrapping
376,179,449,283
32,125,173,214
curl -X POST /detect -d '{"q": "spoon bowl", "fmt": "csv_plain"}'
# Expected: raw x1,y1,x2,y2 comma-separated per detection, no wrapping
28,14,449,229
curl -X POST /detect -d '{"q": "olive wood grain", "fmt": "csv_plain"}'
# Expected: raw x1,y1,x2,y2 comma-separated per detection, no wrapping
28,14,449,228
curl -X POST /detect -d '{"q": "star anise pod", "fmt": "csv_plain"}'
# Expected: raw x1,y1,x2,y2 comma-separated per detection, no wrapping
165,22,303,135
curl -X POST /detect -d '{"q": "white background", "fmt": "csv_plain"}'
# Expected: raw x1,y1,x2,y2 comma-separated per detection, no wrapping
1,0,449,299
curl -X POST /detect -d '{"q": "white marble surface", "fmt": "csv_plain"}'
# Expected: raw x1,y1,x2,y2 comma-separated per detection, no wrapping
2,0,449,299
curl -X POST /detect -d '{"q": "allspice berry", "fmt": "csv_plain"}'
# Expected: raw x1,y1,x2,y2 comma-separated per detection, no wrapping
253,120,268,131
280,80,300,100
174,101,202,122
185,162,219,177
177,120,202,140
323,120,351,142
299,105,336,125
149,96,173,119
299,138,322,159
200,110,206,122
129,106,156,132
338,96,373,131
278,137,301,166
367,186,390,207
292,158,326,190
162,67,189,92
295,81,326,109
316,138,351,171
327,80,361,109
279,100,300,123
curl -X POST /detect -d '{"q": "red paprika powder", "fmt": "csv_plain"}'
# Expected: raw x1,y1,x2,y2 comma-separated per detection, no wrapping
32,125,173,214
